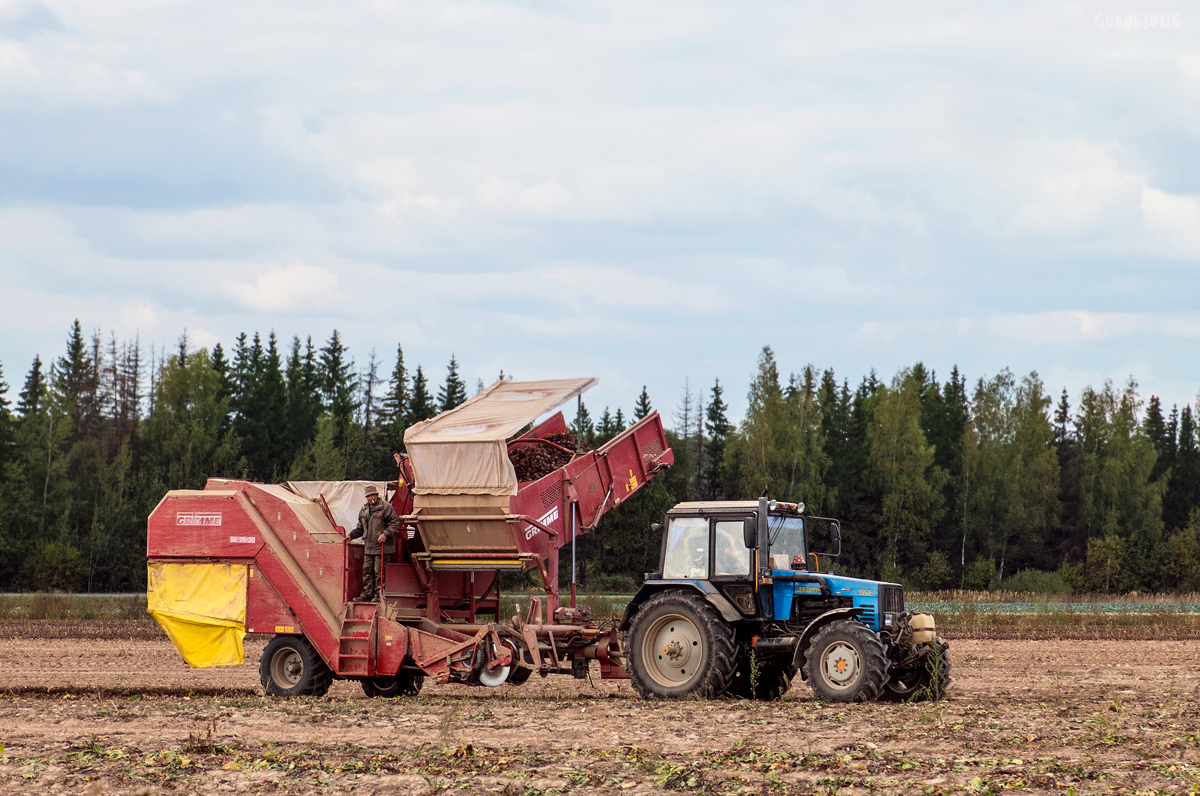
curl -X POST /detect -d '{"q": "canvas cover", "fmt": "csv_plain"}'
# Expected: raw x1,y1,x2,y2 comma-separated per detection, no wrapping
404,378,597,496
147,562,248,668
287,481,392,532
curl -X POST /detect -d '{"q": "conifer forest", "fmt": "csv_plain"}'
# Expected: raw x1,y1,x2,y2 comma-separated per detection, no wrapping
1,320,1198,595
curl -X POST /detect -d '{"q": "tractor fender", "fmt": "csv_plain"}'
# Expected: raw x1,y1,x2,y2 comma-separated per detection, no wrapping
791,607,869,676
620,581,742,630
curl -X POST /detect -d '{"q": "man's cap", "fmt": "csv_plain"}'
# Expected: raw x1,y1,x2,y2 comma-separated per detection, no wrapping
364,485,379,497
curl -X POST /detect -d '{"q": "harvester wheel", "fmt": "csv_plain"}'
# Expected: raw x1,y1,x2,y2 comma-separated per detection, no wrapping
626,591,737,699
724,658,797,701
802,620,888,703
361,669,424,698
260,635,333,697
506,667,533,685
879,637,952,703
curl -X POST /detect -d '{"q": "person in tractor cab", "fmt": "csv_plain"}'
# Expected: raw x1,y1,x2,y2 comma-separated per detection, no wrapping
346,485,400,602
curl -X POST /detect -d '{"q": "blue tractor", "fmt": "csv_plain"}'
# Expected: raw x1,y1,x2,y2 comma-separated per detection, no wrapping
621,498,951,702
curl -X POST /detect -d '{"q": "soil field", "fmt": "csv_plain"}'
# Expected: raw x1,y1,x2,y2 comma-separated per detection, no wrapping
3,633,1200,795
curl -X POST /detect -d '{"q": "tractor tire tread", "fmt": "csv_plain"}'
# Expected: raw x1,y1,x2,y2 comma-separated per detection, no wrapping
625,591,737,700
802,620,889,703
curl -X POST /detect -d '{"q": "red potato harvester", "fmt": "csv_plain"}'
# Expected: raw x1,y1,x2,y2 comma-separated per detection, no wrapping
146,378,674,697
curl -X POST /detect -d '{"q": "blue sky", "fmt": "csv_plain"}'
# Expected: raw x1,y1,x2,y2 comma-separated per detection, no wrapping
1,0,1198,425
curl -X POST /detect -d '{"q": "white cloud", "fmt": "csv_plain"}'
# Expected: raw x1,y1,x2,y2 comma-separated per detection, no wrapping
855,321,903,344
988,311,1200,344
1141,186,1200,260
222,262,341,312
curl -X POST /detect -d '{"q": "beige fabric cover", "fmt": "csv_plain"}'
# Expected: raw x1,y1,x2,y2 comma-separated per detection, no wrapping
286,481,391,531
404,378,597,496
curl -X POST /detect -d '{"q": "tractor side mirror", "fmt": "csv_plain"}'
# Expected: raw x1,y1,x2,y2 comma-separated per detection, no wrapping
742,516,757,549
829,521,842,556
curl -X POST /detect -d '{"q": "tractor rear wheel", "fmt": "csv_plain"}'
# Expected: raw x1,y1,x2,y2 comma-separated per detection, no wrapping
361,669,424,698
802,620,888,703
260,635,333,697
626,591,737,699
724,656,796,701
879,637,952,702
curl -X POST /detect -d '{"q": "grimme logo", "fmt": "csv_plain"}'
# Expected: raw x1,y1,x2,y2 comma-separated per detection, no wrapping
524,506,559,540
176,512,223,527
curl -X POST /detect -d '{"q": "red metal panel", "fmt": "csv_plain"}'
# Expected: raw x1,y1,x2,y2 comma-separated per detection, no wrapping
239,484,346,610
510,471,565,562
509,412,570,448
252,544,340,668
147,491,265,559
374,617,408,676
246,565,296,635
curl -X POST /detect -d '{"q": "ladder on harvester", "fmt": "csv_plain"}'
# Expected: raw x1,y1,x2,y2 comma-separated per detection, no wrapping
336,602,376,677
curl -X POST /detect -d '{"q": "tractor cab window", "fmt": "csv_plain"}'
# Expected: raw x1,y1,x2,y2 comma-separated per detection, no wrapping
662,517,709,579
713,520,751,577
767,516,806,570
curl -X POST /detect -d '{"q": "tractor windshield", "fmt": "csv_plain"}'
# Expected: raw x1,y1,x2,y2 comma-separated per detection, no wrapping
662,517,710,579
767,515,806,570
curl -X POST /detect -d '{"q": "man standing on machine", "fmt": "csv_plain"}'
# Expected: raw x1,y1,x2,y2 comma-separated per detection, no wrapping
347,485,400,601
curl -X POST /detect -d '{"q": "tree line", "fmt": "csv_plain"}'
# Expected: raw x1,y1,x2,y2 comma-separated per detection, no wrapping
0,325,1197,594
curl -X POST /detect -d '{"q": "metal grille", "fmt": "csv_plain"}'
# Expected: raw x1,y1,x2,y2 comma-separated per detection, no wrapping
880,583,905,616
541,480,563,509
641,437,665,460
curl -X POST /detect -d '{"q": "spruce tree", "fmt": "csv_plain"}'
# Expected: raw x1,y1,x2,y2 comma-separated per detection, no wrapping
210,343,232,405
572,401,594,446
380,343,410,439
409,366,436,422
16,356,45,418
1144,395,1171,483
596,407,617,443
53,319,97,445
319,330,357,446
285,336,321,460
633,386,652,420
0,359,11,465
438,355,467,412
229,332,255,425
1166,406,1200,531
703,379,730,500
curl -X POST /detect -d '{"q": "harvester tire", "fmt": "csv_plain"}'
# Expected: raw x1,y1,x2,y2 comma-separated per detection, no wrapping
626,591,737,699
724,658,797,701
802,620,888,703
507,667,533,685
260,635,333,697
878,637,952,703
362,669,424,698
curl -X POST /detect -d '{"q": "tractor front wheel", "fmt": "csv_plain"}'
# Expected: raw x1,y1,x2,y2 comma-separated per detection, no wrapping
260,635,333,697
626,591,737,699
802,620,888,703
879,637,952,702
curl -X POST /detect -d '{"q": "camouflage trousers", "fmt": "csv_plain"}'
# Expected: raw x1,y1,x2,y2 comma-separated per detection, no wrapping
361,553,381,600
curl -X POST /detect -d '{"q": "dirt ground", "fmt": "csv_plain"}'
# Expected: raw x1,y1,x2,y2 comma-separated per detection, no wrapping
2,633,1199,795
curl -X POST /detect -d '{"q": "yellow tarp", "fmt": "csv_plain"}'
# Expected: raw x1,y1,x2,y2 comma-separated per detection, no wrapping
147,562,248,668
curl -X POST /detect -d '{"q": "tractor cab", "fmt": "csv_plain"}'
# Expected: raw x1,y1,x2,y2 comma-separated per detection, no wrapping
622,496,950,703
